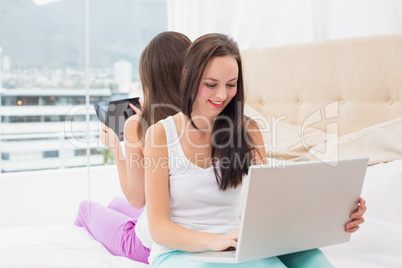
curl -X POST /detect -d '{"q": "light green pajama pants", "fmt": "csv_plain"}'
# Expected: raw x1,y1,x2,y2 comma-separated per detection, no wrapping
152,248,334,268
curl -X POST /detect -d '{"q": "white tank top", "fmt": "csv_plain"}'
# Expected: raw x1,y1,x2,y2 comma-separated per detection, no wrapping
137,116,245,264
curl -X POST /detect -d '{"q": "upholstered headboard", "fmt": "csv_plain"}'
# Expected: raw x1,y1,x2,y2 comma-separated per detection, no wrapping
242,34,402,137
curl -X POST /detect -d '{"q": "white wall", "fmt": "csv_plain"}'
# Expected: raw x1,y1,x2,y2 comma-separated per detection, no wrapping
168,0,402,48
0,166,124,227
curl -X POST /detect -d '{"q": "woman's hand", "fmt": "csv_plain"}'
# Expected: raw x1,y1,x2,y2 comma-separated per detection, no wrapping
208,228,239,252
345,197,366,233
129,99,143,116
99,122,120,151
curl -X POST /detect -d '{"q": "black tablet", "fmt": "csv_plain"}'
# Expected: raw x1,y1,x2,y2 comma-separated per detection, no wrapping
93,97,141,141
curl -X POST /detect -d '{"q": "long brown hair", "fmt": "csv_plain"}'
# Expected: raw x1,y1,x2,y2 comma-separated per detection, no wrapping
137,31,191,140
181,33,255,190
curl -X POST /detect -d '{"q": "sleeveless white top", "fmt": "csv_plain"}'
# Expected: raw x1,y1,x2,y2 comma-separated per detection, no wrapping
136,116,245,264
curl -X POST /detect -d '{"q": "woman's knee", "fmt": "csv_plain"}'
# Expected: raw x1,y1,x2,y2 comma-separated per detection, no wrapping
108,197,127,209
78,200,96,213
75,200,97,226
278,248,334,268
108,197,143,219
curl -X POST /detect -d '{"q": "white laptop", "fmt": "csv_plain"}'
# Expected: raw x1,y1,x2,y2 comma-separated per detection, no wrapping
188,157,368,264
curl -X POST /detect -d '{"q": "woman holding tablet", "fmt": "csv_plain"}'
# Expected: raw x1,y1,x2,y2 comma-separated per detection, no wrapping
75,31,191,264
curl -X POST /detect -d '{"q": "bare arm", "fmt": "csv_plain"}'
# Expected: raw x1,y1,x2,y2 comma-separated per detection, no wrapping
121,115,146,208
246,118,268,165
100,114,146,208
144,123,238,252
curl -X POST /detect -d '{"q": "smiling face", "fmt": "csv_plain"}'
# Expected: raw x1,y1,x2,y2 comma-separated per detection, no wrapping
192,56,238,120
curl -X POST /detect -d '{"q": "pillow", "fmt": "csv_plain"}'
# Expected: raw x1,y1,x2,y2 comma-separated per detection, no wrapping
362,159,402,225
307,116,402,165
244,103,327,161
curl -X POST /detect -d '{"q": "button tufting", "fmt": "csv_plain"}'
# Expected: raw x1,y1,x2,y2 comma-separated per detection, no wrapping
389,99,394,105
298,100,302,105
340,99,345,105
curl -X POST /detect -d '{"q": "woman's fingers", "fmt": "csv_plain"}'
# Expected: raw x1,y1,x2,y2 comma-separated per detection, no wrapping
346,225,360,233
98,122,119,148
351,197,367,219
100,122,108,132
129,99,143,115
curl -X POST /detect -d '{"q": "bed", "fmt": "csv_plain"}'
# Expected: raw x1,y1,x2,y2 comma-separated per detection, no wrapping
0,160,401,267
1,34,401,267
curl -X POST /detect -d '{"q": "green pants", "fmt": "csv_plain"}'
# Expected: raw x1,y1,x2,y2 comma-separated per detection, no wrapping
152,248,334,268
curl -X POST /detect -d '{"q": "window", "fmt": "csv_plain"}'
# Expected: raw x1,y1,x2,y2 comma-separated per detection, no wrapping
1,153,9,161
90,148,102,155
42,151,59,159
74,149,86,157
44,115,61,122
1,96,39,106
72,115,86,122
1,116,9,123
0,0,167,174
27,116,41,123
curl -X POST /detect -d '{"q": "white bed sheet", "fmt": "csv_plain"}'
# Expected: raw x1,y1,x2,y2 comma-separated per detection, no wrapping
1,159,402,268
0,225,148,268
323,158,402,267
1,219,401,268
323,218,402,267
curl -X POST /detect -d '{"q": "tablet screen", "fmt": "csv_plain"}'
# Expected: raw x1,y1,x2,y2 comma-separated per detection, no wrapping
93,97,141,141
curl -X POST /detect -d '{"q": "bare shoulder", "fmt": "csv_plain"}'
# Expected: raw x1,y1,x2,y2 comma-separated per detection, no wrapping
245,116,260,131
245,117,263,145
144,122,168,153
245,116,263,142
124,114,142,144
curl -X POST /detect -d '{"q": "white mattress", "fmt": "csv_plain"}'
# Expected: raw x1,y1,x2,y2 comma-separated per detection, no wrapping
0,225,148,268
323,218,402,267
1,159,402,268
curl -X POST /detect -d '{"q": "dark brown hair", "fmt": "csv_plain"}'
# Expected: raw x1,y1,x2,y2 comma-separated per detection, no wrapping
181,33,255,190
137,31,191,139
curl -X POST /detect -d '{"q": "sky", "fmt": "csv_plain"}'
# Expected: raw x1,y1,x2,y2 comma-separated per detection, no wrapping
32,0,62,6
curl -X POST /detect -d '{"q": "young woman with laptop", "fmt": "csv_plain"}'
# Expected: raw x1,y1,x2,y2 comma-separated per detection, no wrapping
142,33,366,267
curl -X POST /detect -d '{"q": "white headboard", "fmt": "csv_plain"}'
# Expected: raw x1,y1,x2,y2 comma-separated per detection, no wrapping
242,34,402,136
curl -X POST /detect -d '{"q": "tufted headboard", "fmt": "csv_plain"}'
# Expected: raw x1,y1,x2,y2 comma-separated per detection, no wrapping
241,34,402,137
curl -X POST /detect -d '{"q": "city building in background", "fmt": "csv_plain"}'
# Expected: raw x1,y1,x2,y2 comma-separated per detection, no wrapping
0,0,167,173
0,88,114,173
